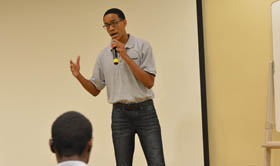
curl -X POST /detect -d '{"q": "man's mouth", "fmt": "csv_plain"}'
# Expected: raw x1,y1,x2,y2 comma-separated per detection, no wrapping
111,33,118,38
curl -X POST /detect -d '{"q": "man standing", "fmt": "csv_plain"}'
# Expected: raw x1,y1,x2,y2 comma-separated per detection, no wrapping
49,111,93,166
70,8,165,166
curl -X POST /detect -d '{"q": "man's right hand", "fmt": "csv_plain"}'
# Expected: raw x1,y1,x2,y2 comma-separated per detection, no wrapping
70,55,100,96
70,56,80,78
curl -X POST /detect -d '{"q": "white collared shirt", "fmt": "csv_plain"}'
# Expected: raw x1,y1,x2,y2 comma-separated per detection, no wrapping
57,160,87,166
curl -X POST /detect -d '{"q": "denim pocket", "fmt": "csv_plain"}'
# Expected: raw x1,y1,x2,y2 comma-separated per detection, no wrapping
141,104,155,112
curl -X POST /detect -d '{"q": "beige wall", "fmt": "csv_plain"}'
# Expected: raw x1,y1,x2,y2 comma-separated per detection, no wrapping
203,0,280,165
0,0,204,166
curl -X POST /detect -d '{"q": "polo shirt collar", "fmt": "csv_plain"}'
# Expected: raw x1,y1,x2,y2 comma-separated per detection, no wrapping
124,34,135,49
108,34,135,51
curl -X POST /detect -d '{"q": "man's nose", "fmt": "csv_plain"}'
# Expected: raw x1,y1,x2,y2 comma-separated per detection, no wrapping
109,25,115,31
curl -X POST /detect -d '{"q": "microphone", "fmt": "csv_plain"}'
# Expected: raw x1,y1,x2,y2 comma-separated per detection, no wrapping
112,47,119,65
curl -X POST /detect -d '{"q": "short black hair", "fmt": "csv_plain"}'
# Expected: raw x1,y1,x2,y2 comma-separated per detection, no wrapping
103,8,125,20
51,111,93,157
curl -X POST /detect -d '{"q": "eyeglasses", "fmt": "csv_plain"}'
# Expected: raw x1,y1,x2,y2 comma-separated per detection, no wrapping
103,20,123,29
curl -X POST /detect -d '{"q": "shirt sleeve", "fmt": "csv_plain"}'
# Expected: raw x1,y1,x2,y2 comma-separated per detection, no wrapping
140,41,157,76
90,54,105,91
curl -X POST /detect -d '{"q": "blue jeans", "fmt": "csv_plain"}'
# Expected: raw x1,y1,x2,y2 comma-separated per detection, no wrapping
112,100,165,166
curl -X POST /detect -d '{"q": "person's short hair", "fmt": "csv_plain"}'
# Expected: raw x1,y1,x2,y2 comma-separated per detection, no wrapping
103,8,126,20
51,111,93,157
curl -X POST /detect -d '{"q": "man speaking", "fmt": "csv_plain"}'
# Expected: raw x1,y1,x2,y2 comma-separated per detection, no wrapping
70,8,165,166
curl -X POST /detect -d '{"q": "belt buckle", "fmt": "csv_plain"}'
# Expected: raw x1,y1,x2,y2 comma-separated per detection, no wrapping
125,103,138,110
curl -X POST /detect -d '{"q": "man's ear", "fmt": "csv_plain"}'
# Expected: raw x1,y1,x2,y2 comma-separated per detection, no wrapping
49,139,56,153
123,19,127,27
87,138,93,153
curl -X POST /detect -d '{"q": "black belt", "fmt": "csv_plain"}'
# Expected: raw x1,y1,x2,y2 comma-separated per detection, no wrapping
113,99,153,110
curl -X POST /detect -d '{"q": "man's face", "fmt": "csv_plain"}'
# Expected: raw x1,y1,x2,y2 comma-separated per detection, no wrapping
103,13,126,41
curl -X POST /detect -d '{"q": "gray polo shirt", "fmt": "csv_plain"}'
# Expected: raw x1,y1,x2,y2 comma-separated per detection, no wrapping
90,35,156,104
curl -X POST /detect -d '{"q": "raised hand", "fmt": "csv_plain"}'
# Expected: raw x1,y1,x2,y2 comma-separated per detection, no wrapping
70,56,80,77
